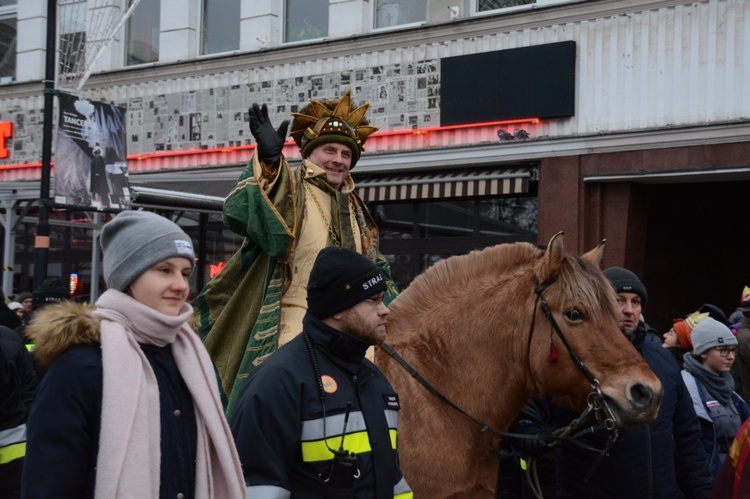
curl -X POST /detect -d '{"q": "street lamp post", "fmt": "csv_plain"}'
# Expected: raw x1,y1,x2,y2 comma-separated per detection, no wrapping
33,0,57,287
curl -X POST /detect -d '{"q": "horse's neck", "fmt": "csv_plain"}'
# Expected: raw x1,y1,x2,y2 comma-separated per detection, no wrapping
389,320,535,431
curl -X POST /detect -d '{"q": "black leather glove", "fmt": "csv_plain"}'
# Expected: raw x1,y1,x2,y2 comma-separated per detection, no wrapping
248,103,289,166
509,419,554,458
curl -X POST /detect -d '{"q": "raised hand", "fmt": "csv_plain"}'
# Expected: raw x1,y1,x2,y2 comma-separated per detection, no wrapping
248,103,290,165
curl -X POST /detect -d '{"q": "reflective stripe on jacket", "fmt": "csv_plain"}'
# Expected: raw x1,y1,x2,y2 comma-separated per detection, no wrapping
0,424,26,464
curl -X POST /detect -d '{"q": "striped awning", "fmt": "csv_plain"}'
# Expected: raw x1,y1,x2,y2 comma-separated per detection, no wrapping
354,167,535,203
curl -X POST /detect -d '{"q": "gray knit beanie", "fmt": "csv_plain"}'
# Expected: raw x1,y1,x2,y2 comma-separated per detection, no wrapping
690,316,737,355
101,211,195,292
602,267,648,307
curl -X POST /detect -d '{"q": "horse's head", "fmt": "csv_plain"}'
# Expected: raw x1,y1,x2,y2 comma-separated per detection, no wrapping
529,232,663,429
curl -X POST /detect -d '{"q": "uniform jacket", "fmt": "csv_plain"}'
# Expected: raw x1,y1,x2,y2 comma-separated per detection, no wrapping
681,370,750,481
531,330,713,499
231,313,412,499
194,154,397,417
0,326,38,499
20,301,198,499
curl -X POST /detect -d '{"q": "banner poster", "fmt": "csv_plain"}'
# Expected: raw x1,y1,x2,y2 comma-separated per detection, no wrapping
55,92,130,210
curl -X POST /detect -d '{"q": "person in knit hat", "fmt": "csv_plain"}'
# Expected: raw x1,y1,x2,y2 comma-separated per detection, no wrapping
21,210,245,498
662,312,710,367
231,247,412,499
194,89,398,417
602,266,661,344
681,316,750,482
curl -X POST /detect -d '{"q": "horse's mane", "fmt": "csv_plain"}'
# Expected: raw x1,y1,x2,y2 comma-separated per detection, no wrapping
389,242,541,321
390,241,618,324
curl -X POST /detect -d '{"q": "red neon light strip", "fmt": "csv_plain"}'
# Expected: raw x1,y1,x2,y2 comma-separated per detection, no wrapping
1,118,540,169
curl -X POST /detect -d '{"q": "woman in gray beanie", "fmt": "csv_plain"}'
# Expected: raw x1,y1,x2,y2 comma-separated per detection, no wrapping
21,210,245,498
680,316,750,482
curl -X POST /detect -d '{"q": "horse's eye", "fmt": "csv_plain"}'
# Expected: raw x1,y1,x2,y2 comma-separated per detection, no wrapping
564,309,584,322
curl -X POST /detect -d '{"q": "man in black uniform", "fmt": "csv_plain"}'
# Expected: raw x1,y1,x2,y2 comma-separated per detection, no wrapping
231,247,412,499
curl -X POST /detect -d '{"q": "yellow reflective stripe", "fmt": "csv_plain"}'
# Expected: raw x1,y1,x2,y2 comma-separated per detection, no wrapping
389,428,398,449
25,344,34,352
301,431,372,462
394,476,412,497
0,442,26,464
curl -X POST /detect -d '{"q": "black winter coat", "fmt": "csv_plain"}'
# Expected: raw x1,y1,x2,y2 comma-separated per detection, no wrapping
21,343,198,499
231,313,411,499
549,331,713,499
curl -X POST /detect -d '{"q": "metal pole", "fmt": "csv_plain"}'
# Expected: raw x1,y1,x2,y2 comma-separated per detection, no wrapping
90,212,101,303
34,0,57,288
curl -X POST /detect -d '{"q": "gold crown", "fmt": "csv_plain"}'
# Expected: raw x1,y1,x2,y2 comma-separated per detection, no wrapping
741,285,750,306
289,89,379,167
685,312,709,330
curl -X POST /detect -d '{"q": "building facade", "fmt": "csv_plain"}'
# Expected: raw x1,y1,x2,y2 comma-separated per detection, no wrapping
0,0,748,331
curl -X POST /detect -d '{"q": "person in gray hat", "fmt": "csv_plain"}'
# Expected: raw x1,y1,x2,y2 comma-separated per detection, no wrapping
21,210,245,498
681,317,750,482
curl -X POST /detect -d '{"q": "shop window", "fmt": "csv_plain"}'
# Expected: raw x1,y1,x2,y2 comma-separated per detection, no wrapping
285,0,328,43
477,0,536,12
372,197,538,289
201,0,240,55
0,0,17,84
374,0,426,29
125,0,160,66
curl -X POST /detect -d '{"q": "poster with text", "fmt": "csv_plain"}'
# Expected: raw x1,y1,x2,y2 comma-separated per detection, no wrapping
55,92,130,210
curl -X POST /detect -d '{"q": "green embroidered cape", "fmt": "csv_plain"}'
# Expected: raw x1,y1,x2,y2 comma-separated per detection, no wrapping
192,155,398,417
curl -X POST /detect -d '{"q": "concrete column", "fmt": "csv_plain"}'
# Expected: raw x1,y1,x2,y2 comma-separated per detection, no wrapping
330,0,370,38
160,0,199,62
240,0,281,51
15,0,46,82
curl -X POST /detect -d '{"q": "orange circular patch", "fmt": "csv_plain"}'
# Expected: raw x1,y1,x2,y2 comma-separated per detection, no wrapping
321,375,338,394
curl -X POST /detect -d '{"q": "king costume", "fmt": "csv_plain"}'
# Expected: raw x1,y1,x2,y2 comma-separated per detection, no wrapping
193,90,398,416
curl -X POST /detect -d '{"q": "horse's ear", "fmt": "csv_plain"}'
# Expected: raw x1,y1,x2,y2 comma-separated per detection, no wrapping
581,239,606,268
542,231,566,275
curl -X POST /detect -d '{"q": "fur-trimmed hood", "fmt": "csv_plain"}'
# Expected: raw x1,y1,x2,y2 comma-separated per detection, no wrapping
26,300,101,367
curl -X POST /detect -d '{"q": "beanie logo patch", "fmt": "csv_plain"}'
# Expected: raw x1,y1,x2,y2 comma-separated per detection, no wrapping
174,240,193,254
321,375,338,394
362,274,383,290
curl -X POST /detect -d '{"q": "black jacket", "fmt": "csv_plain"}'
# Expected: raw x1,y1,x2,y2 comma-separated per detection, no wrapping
514,331,713,499
22,343,197,499
231,313,411,499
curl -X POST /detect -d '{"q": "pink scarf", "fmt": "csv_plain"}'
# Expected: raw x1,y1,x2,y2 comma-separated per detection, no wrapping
92,290,245,498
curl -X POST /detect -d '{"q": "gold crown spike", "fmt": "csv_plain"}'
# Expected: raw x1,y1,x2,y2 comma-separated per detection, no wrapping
289,88,379,155
685,312,710,330
742,285,750,303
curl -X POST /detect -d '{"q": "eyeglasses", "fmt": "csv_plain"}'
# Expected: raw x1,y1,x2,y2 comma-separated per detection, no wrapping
715,347,737,357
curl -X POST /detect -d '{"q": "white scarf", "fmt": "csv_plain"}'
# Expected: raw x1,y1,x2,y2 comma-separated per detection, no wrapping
92,289,245,498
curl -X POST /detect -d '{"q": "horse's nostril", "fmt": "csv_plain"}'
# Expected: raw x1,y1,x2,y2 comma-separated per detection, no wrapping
628,383,653,408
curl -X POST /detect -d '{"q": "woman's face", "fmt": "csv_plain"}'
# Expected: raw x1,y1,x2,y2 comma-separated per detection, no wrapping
700,346,737,375
662,328,680,348
128,257,192,316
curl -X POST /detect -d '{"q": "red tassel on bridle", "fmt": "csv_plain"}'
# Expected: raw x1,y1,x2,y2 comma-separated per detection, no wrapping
547,327,558,363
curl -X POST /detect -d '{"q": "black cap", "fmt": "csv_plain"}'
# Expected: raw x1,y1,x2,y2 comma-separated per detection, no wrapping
602,267,648,307
307,247,386,319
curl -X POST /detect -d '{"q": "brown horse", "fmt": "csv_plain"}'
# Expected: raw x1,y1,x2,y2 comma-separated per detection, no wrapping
375,232,663,498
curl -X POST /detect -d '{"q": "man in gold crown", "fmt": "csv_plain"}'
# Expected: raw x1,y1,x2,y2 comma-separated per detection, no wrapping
193,89,398,415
